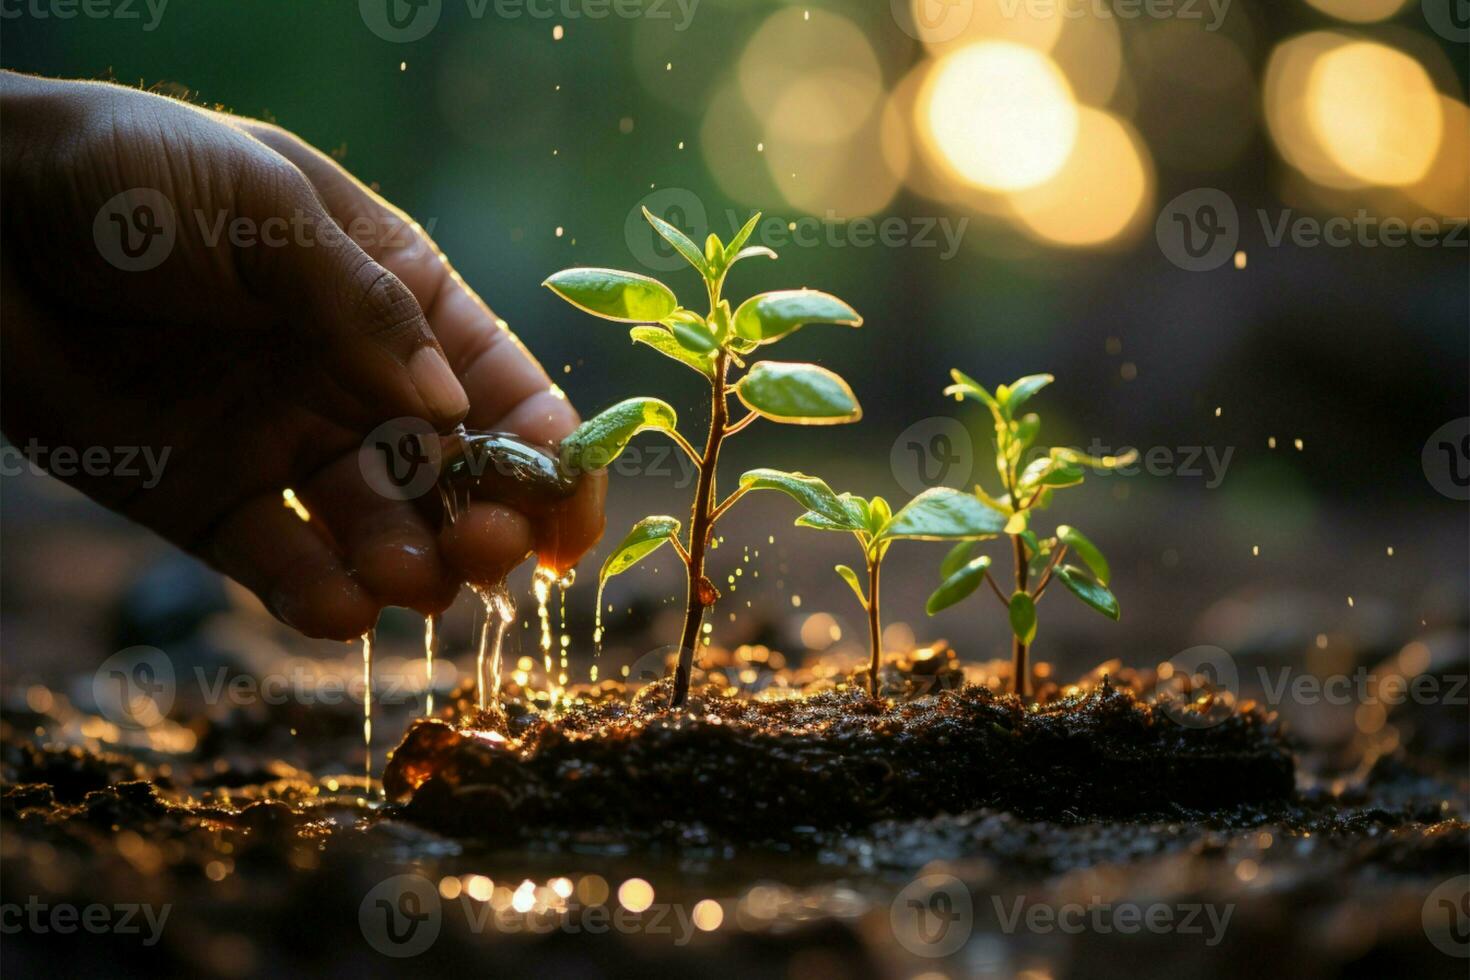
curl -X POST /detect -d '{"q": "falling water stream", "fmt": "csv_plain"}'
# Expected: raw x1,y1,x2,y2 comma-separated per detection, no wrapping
361,629,375,787
470,583,516,711
422,613,439,717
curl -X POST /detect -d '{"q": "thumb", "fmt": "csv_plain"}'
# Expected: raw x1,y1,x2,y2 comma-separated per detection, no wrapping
234,162,469,430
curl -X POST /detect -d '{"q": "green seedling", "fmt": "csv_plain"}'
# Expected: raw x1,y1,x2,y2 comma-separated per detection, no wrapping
736,471,1005,697
545,208,863,708
927,371,1137,698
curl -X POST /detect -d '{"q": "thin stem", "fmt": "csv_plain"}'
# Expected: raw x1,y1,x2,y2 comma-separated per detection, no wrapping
707,485,750,529
669,533,691,566
1030,544,1069,601
983,568,1010,607
866,555,882,700
664,428,703,468
671,348,730,708
1011,533,1032,699
723,411,759,437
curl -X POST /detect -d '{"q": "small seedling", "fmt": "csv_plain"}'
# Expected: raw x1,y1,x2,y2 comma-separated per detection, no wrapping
927,371,1137,698
737,471,1004,696
545,208,863,708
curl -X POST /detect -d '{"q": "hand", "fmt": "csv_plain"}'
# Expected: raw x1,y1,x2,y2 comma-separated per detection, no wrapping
0,73,605,639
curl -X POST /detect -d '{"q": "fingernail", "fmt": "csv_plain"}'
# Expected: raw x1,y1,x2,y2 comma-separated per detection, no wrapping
408,346,470,424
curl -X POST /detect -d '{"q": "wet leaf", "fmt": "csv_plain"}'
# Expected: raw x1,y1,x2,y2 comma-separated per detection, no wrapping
671,316,718,354
834,564,867,607
1057,565,1120,620
736,362,861,425
642,207,710,278
1009,591,1037,644
1055,525,1110,586
1002,373,1054,414
562,397,678,472
739,468,862,529
600,516,682,585
544,268,678,323
939,540,977,580
629,326,714,377
732,289,861,345
724,212,762,257
927,555,992,614
883,487,1008,541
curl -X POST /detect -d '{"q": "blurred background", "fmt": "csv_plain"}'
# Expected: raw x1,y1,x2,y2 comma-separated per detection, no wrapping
1,1,1466,754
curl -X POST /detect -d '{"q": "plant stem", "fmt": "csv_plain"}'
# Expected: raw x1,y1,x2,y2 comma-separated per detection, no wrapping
670,349,730,708
1012,533,1032,699
866,556,882,699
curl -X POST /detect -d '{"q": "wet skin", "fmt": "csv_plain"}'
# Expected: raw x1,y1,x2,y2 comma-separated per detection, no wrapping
0,73,606,639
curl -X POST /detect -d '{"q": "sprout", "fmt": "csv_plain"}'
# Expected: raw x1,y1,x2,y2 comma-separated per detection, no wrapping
927,371,1137,697
544,209,862,707
737,474,1004,697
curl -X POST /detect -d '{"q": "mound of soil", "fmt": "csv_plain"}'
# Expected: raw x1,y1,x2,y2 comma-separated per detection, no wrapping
383,676,1295,841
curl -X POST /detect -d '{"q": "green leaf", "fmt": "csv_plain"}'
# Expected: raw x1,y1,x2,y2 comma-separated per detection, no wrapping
943,369,1001,415
834,564,867,607
926,555,992,615
629,326,715,377
867,496,892,535
642,207,710,278
882,487,1008,541
939,540,977,580
1002,374,1053,414
671,317,718,354
709,301,733,345
704,233,723,270
1008,591,1038,645
724,212,762,257
544,268,678,323
739,468,862,529
1051,446,1140,471
1056,565,1120,620
736,362,862,425
600,516,682,585
732,289,861,345
729,245,778,267
795,510,859,532
1013,413,1041,453
1055,525,1110,586
561,397,678,471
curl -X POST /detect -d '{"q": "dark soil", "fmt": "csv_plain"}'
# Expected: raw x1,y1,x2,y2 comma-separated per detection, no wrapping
384,674,1295,841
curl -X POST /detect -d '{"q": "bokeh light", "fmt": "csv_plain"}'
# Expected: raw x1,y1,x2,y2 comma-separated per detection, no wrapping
1305,40,1443,187
1010,108,1154,248
920,41,1079,192
1300,0,1412,22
